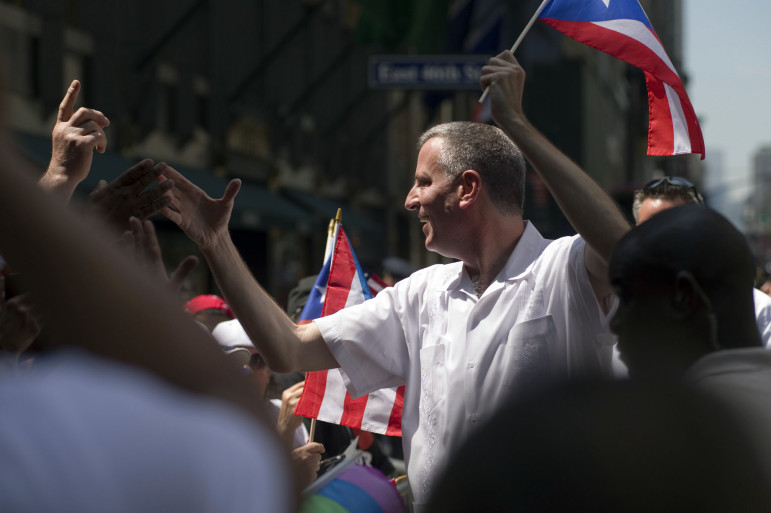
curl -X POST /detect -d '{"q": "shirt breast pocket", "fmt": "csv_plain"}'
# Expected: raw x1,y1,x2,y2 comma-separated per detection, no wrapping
501,315,558,395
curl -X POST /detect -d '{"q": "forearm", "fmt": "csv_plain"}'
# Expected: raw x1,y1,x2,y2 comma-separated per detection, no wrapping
38,163,81,201
202,235,331,373
499,115,629,263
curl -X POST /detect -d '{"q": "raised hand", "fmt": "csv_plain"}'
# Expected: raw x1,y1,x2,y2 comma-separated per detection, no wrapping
39,80,110,199
479,51,527,130
159,164,241,251
88,159,174,231
276,381,306,445
124,217,199,296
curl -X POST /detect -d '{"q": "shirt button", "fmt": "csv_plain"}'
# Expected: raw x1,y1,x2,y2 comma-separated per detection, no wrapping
468,361,475,369
470,414,478,423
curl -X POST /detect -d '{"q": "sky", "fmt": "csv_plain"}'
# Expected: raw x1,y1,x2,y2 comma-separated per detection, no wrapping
684,0,771,206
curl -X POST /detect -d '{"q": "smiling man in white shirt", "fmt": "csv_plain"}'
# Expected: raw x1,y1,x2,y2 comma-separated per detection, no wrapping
161,51,630,508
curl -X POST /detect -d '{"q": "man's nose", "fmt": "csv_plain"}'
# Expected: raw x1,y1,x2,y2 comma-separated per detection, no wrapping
405,186,418,211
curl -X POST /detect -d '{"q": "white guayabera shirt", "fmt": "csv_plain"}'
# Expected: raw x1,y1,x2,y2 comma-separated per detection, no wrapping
316,221,616,507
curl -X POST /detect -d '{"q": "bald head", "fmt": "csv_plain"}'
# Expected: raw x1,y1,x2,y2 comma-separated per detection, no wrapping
613,205,755,299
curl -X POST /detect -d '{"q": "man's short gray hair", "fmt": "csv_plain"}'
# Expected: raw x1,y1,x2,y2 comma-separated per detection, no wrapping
417,121,526,215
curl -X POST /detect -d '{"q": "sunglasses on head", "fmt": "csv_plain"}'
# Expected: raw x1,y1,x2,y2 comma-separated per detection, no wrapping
643,176,704,204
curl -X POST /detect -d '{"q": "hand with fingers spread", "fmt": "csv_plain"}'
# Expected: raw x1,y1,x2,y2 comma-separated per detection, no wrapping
39,80,110,199
124,217,199,296
159,164,242,251
479,51,527,130
88,159,174,232
276,381,306,447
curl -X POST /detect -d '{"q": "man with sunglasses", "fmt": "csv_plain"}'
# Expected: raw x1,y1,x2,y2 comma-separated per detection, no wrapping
610,205,771,476
632,176,704,224
629,176,771,349
211,317,325,488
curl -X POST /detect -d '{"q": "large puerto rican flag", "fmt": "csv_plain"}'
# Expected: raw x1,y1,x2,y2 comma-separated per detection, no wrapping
538,0,705,159
294,224,404,436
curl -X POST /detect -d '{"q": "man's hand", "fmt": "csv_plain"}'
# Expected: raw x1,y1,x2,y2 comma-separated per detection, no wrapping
291,442,325,489
276,381,306,446
124,217,199,296
39,80,110,199
480,51,527,130
88,159,174,232
159,164,241,251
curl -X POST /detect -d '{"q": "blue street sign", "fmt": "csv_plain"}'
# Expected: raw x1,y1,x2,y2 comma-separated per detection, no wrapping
368,55,489,90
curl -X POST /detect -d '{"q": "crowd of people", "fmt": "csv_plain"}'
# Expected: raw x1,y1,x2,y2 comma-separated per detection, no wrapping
2,50,771,513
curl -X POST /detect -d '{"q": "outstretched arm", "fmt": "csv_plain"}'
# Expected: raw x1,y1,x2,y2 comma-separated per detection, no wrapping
160,165,338,373
0,130,267,423
38,80,110,200
480,52,630,304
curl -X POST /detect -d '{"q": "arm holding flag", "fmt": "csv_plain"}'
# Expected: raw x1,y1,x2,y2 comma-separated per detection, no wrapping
159,165,339,373
480,51,629,305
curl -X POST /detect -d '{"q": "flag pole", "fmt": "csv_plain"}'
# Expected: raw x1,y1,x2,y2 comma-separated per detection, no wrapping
478,0,552,103
308,208,344,444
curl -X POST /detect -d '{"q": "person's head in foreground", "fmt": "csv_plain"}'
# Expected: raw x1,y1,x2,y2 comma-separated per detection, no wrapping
427,380,771,513
609,204,761,380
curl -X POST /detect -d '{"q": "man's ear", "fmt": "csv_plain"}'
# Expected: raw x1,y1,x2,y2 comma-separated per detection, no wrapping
671,271,702,319
458,170,481,209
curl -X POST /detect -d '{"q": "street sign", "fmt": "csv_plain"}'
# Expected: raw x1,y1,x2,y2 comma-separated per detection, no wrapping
368,55,489,90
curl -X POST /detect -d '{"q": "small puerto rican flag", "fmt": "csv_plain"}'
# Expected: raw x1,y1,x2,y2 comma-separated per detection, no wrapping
294,224,404,436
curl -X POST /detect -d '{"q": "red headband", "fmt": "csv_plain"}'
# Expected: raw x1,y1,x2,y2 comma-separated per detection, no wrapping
184,295,235,319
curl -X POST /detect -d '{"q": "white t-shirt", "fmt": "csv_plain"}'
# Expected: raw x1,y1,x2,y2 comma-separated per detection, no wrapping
0,351,293,513
315,222,615,505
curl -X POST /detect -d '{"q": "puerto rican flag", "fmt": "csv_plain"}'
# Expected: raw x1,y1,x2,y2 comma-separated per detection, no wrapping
539,0,705,159
294,224,404,436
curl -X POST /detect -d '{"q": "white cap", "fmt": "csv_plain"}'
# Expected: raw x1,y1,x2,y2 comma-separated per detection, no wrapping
211,319,256,350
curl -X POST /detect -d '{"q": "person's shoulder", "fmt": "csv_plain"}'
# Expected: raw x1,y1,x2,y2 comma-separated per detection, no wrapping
532,232,585,265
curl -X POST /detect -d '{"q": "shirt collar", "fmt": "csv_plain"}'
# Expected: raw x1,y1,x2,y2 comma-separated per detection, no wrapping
498,221,550,282
435,221,551,293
